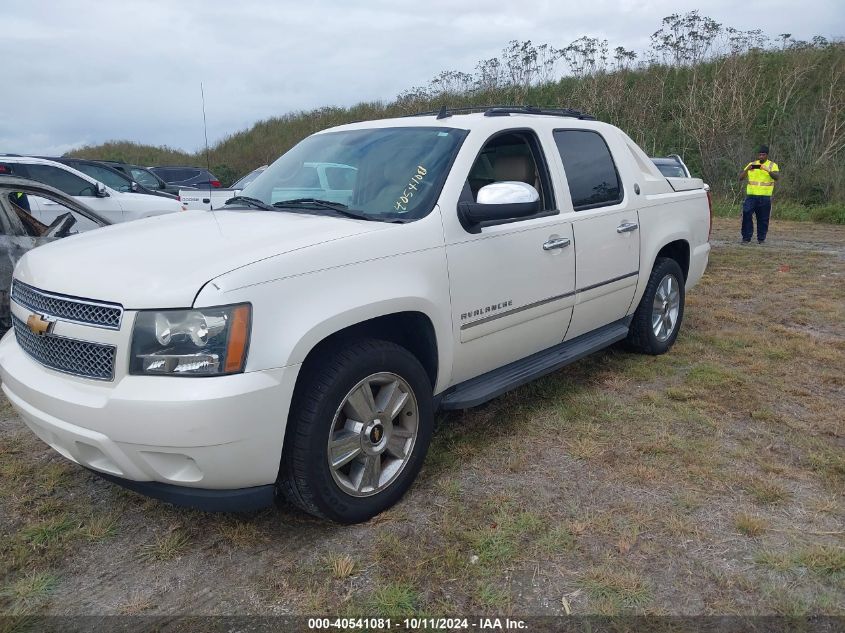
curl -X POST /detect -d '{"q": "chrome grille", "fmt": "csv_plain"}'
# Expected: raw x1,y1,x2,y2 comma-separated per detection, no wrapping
12,315,116,381
11,280,122,329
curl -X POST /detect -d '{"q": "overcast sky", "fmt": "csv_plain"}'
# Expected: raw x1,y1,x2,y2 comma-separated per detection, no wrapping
2,0,843,156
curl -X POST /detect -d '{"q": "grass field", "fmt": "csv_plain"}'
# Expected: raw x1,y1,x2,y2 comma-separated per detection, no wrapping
0,217,843,617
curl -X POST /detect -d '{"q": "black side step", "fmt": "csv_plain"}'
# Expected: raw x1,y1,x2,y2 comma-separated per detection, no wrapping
439,319,631,410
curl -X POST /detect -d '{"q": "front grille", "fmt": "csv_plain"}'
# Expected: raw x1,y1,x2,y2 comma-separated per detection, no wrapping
11,280,122,329
12,315,116,381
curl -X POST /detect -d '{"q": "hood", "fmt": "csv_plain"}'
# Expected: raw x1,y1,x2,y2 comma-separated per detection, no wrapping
14,209,388,309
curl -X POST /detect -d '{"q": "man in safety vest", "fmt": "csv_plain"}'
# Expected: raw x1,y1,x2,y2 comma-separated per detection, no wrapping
11,191,30,212
739,145,779,244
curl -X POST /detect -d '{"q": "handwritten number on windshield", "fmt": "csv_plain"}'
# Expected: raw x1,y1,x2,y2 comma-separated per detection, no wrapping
394,165,427,212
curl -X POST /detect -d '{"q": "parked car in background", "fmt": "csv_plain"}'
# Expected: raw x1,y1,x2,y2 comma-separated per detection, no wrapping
0,157,183,224
149,165,220,189
179,165,273,211
98,161,180,197
45,157,176,200
651,155,691,178
230,165,268,190
0,176,110,331
180,162,354,211
651,155,710,194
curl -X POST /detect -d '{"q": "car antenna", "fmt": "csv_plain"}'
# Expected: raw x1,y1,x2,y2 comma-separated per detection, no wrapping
201,82,211,172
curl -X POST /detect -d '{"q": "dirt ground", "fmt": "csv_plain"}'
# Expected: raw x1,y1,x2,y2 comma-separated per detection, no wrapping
0,217,843,618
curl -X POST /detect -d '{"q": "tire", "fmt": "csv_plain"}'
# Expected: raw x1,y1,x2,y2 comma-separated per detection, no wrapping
626,257,685,355
279,339,434,524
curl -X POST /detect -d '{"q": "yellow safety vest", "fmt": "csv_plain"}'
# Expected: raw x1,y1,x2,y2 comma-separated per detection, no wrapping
745,160,779,196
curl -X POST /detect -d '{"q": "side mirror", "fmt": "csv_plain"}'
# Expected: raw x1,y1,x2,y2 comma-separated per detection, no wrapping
458,181,540,233
130,181,140,192
95,182,109,198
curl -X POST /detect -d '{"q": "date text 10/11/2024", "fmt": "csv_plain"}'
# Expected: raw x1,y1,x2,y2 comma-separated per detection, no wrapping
308,617,528,630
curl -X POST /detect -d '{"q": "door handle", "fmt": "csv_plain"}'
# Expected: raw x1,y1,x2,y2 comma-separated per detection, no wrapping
616,222,639,234
543,237,571,251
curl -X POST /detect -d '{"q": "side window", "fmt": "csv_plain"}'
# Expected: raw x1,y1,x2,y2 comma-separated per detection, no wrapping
155,168,185,182
465,131,555,211
553,130,622,210
72,164,129,192
24,165,96,197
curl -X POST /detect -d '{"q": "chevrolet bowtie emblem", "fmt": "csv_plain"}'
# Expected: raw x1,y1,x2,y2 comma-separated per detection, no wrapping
26,314,53,336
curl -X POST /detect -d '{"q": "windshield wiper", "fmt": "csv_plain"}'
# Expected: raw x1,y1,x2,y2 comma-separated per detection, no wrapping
224,195,275,211
272,198,374,221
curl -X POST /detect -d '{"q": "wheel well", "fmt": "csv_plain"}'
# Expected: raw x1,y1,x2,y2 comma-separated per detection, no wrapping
300,312,439,388
655,240,690,280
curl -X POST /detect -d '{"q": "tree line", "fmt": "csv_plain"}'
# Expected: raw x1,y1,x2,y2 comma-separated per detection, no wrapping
70,12,844,209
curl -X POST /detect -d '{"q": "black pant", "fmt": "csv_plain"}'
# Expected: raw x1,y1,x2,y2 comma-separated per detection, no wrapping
742,195,771,242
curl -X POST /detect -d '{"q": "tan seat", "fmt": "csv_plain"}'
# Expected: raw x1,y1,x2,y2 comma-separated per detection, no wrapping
493,154,536,185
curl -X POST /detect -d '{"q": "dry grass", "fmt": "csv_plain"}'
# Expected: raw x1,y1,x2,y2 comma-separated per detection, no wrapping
327,554,356,580
137,528,191,562
217,518,266,547
735,513,768,537
0,218,843,616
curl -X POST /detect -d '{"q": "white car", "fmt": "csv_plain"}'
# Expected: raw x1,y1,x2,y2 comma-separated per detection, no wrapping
177,164,269,211
179,163,355,211
0,156,183,224
0,107,711,523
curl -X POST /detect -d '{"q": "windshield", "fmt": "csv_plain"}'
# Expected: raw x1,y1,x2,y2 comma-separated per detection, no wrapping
239,127,467,221
653,161,687,178
130,168,161,189
231,166,267,190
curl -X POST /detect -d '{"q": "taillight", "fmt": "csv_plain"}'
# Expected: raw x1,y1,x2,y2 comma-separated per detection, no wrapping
210,180,221,188
706,190,713,241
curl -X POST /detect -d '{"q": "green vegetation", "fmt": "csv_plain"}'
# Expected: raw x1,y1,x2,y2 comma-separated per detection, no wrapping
67,12,845,218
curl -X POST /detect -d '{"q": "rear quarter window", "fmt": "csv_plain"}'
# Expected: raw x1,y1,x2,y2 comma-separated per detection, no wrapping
553,130,622,210
154,168,197,182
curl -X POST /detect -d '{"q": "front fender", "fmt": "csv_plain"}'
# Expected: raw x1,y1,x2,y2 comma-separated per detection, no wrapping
194,247,455,394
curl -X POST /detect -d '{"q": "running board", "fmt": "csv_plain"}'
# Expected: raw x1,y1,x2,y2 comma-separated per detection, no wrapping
439,319,631,410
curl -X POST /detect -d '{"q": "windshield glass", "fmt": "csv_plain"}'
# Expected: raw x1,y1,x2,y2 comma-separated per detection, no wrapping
239,127,467,221
130,168,161,189
653,161,687,178
231,166,267,190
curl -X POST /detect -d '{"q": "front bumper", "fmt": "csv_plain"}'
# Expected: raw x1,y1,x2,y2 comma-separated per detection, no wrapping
89,470,276,512
0,329,300,495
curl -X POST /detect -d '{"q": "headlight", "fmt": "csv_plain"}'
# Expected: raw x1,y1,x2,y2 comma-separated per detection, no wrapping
130,304,251,376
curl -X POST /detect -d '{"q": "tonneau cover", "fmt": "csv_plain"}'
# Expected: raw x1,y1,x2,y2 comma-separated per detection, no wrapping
666,176,705,192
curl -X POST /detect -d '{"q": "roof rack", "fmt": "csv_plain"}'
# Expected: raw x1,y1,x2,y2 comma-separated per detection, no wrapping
406,105,596,121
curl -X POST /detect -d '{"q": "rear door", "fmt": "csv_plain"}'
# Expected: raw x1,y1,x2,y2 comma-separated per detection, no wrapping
551,129,640,341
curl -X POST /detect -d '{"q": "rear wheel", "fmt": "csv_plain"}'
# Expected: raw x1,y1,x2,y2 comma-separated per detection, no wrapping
626,257,685,355
279,339,433,523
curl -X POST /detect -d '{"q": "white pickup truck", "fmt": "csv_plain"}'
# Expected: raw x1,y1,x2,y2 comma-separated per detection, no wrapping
0,107,710,523
178,165,269,211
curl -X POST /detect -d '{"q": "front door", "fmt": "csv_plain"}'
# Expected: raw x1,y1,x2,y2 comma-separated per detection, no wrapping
444,130,576,385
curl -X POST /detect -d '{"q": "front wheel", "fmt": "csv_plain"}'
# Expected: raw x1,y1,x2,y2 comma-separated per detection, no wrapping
279,339,433,523
626,257,685,355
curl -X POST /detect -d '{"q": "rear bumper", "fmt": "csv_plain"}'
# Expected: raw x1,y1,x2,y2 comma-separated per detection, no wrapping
688,242,711,289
